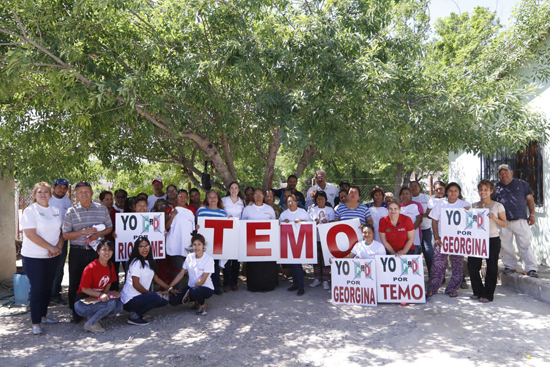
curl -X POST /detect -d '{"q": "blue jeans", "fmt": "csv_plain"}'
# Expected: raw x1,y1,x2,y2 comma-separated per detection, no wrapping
169,286,214,306
22,255,60,324
51,240,68,299
290,264,304,290
123,293,168,318
74,299,123,325
421,229,434,276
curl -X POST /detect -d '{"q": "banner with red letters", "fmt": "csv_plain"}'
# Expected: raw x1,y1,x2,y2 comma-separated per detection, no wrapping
115,213,166,261
331,259,377,306
318,219,362,266
440,208,490,258
375,255,425,303
198,217,240,260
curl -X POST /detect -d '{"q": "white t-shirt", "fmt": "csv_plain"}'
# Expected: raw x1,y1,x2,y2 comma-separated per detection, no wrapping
427,196,443,210
221,196,245,219
183,252,215,290
20,203,63,259
48,195,72,219
121,259,155,304
400,204,421,249
429,198,471,234
412,193,432,230
305,182,340,208
351,240,386,258
368,206,388,242
279,208,311,223
166,207,195,256
147,193,167,211
241,204,276,220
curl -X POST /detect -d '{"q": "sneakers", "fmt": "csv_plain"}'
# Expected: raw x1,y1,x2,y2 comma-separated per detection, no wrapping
127,316,149,326
41,317,59,324
196,303,207,316
527,270,539,278
297,289,305,296
503,268,516,275
32,325,44,335
84,322,105,333
309,279,321,288
322,281,330,290
50,297,66,305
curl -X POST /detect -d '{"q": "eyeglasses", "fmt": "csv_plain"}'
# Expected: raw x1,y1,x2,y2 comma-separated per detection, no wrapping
138,244,151,249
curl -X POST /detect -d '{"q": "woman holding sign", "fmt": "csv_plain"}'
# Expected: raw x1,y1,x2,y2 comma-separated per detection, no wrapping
196,190,227,295
242,188,278,292
121,237,170,325
74,240,123,333
379,200,415,256
427,182,471,298
469,180,507,302
280,194,312,296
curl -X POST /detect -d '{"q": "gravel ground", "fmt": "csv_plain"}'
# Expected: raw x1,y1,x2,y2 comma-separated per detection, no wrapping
1,265,549,367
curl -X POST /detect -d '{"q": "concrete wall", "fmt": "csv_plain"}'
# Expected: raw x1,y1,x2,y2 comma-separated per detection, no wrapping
0,179,16,281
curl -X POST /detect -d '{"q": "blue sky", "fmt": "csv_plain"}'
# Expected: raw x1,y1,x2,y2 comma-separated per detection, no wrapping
429,0,521,28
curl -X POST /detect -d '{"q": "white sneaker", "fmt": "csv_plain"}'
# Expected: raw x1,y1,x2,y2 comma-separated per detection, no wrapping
309,279,321,288
322,281,330,290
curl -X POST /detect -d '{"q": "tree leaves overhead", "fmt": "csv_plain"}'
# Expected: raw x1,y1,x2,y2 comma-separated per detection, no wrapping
1,0,549,189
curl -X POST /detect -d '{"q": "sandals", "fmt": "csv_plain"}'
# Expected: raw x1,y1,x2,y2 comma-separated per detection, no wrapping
470,295,479,300
426,291,434,298
448,291,459,298
196,302,207,316
479,297,491,303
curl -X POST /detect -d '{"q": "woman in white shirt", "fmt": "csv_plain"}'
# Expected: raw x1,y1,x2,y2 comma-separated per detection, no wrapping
349,224,386,259
221,181,245,292
280,194,312,296
308,191,335,290
427,182,471,298
20,182,64,335
469,180,507,302
121,237,171,326
167,233,215,315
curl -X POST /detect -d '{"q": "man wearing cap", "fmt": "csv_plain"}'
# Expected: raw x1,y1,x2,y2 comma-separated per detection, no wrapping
48,179,73,304
147,178,167,211
62,182,113,322
305,169,340,209
495,164,539,278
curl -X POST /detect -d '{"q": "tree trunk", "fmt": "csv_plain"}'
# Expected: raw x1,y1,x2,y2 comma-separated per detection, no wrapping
261,127,281,191
393,163,403,195
402,169,413,187
294,145,315,179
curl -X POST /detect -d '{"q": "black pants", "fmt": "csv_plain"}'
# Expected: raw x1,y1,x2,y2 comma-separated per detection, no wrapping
68,247,98,315
223,260,240,287
468,237,501,301
51,240,68,299
211,260,221,292
22,256,59,324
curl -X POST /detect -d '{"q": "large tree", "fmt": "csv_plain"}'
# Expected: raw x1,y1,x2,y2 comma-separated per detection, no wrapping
1,0,549,189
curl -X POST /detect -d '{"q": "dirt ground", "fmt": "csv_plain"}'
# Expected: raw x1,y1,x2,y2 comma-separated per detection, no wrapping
1,265,549,367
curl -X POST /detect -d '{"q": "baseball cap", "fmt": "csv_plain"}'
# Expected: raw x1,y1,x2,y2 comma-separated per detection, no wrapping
497,164,512,172
54,178,69,187
152,178,163,185
75,181,92,189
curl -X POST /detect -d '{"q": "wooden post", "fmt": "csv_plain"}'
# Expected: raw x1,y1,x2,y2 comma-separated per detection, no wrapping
0,179,17,280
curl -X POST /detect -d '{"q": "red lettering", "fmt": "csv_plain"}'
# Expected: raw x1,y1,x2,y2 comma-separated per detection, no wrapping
246,222,272,257
344,286,349,302
442,236,448,252
380,284,390,299
411,284,423,300
205,219,234,255
280,223,314,259
453,237,460,253
118,242,124,260
398,285,411,299
326,224,359,258
390,284,397,299
460,237,466,254
350,286,356,302
481,239,488,257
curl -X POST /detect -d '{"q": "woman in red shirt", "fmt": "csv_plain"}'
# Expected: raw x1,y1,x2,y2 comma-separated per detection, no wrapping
379,199,415,256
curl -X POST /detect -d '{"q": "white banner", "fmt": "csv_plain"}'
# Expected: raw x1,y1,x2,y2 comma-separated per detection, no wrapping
198,217,240,260
318,219,362,266
440,208,490,258
331,259,377,306
278,222,318,264
376,255,425,303
115,213,166,261
238,220,280,262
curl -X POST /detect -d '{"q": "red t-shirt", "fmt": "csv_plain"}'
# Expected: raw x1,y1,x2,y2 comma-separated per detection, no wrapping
378,214,415,252
77,259,117,294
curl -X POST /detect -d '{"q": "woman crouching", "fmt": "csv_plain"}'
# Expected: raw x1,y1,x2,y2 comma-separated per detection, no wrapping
167,232,214,315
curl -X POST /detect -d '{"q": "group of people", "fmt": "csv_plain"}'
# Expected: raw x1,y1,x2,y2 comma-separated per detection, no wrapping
19,165,539,334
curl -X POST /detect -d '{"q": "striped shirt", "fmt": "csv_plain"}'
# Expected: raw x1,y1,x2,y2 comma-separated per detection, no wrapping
62,202,112,248
335,203,371,225
196,207,228,220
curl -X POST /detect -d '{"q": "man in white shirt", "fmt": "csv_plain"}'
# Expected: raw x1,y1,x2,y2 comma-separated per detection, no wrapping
48,178,72,304
410,181,434,276
147,178,167,211
305,169,340,209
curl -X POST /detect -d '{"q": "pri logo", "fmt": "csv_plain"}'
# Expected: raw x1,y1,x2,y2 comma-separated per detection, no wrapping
353,260,373,280
141,214,162,234
400,257,421,277
464,209,487,231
